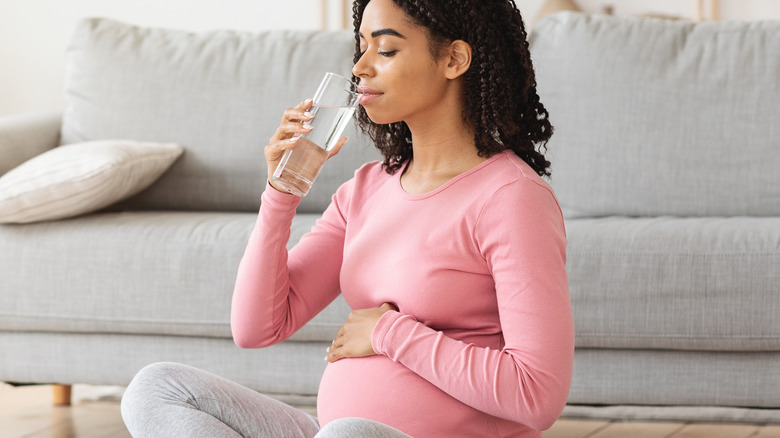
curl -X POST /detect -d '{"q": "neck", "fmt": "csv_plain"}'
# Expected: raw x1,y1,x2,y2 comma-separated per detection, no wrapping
398,85,490,194
405,121,480,176
403,84,482,177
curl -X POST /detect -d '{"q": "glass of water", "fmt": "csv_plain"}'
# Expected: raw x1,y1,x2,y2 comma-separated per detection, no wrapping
272,72,360,197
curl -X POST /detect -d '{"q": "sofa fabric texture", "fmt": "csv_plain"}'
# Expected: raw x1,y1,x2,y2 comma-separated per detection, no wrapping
61,18,380,214
530,13,780,218
566,216,780,351
0,112,61,175
1,13,779,415
0,211,348,341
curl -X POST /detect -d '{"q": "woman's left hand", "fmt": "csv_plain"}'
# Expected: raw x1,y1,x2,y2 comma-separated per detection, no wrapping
326,303,397,363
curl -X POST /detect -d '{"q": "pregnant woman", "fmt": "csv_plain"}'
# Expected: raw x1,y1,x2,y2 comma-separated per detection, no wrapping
121,0,574,436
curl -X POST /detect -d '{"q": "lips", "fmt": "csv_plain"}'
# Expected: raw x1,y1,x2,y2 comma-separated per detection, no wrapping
358,85,383,105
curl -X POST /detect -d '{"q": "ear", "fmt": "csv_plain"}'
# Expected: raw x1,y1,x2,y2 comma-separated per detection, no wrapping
445,40,472,80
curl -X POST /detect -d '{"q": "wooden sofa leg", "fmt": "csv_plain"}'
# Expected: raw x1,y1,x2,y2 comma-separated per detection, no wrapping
52,384,72,406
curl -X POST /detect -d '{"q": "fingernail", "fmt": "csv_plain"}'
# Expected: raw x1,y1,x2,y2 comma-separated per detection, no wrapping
305,98,313,104
303,124,313,131
303,111,314,118
286,137,299,143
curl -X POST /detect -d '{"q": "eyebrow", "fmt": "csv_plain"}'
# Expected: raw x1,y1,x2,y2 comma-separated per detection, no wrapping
359,28,407,39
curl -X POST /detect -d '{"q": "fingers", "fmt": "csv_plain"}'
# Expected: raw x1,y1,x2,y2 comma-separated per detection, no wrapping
265,99,315,176
327,323,356,362
325,305,394,363
288,98,314,126
270,100,315,144
267,99,352,175
287,98,314,122
264,136,297,163
326,339,344,363
297,98,313,112
276,121,313,139
326,347,338,363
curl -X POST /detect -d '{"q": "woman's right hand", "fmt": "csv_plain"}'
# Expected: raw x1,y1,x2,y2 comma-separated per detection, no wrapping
265,99,348,193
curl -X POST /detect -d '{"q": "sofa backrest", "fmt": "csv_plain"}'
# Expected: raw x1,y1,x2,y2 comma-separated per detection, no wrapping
61,18,381,213
530,13,780,218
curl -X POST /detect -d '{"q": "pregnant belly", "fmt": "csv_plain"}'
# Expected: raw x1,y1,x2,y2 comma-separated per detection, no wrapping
316,355,502,437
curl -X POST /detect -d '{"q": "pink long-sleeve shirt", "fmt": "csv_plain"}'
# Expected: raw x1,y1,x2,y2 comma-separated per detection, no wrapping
232,150,574,437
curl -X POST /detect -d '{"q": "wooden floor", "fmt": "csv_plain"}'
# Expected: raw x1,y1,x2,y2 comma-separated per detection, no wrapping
2,383,779,438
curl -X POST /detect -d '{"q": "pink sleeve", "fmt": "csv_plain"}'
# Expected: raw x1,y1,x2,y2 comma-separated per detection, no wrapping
371,180,574,431
231,183,350,348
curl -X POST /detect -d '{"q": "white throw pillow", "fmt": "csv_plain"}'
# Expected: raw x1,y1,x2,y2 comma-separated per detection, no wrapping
0,140,183,224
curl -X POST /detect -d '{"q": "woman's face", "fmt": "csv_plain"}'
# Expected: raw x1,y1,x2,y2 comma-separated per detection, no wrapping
352,0,451,125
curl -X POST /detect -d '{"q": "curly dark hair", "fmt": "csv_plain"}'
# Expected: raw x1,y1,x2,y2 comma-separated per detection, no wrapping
351,0,553,177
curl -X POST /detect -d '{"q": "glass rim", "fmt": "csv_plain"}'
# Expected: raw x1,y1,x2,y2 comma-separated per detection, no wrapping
320,72,359,96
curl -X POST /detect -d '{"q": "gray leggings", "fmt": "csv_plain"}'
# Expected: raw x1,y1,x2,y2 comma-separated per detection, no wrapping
121,362,412,438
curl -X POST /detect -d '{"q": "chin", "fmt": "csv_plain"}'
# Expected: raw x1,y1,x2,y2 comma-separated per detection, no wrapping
363,108,401,126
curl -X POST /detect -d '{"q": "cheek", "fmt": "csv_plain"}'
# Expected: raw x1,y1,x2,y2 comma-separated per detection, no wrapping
363,58,447,124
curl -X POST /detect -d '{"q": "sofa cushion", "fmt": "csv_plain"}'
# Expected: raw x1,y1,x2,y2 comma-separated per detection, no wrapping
0,112,62,176
530,13,780,218
566,216,780,351
0,211,350,341
570,349,780,408
0,140,182,224
61,18,381,214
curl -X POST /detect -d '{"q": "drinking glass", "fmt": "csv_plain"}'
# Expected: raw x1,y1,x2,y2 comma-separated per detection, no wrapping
272,72,360,197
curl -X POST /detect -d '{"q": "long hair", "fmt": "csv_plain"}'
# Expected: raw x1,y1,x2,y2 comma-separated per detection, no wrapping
351,0,553,177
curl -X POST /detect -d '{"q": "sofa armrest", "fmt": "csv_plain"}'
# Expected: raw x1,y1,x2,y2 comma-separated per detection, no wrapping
0,112,62,175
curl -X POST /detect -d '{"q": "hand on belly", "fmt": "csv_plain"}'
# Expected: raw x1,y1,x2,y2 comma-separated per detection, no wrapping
326,302,397,362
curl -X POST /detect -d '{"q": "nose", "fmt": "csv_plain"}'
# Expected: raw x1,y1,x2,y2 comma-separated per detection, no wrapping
352,51,372,79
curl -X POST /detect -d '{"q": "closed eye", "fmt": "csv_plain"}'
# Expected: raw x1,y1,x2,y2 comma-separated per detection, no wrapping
358,50,397,57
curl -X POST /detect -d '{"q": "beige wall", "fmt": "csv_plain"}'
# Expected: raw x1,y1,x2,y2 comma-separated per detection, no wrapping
0,0,329,116
1,0,779,117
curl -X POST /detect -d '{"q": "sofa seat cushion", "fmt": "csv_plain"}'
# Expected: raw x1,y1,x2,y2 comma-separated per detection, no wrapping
0,211,350,341
567,216,780,351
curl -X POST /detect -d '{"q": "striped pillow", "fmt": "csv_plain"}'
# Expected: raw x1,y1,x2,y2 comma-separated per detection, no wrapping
0,140,183,224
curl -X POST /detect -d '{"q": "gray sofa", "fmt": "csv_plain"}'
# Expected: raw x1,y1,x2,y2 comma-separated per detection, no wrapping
1,13,779,420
